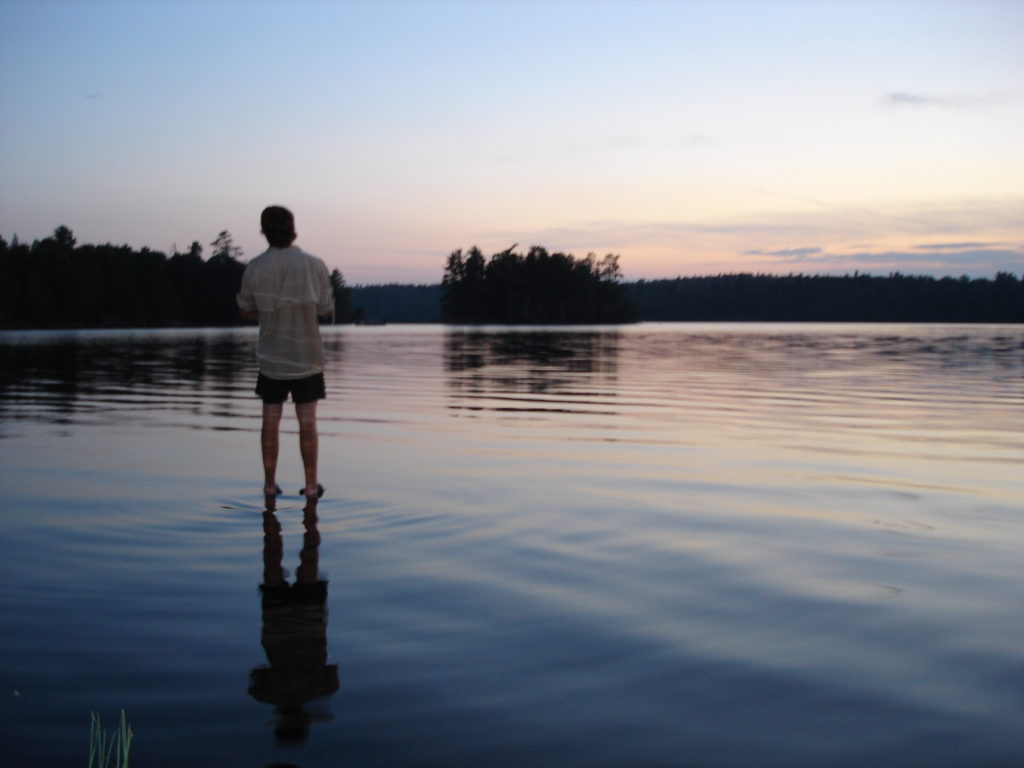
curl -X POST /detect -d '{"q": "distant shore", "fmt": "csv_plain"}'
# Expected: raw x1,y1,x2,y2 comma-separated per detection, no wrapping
2,228,1021,328
4,274,1022,331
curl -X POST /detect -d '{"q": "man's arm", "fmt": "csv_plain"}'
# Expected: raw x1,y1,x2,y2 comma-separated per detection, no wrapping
237,266,258,320
318,261,335,321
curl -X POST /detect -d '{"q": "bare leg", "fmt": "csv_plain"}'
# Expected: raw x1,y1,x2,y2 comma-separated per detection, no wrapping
296,400,320,497
261,403,284,495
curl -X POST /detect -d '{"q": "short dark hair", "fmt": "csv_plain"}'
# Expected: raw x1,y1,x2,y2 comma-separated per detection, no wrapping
261,205,296,248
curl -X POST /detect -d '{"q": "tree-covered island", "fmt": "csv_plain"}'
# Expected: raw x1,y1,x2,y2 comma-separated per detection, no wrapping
441,245,634,324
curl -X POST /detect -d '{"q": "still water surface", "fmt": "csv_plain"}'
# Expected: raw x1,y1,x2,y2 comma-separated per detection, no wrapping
0,324,1021,767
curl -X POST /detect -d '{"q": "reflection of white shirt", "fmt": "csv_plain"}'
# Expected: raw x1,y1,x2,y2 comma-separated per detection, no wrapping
237,246,334,379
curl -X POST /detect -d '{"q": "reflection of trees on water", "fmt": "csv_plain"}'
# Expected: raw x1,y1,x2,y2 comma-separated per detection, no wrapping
249,500,338,744
445,330,620,415
0,331,258,427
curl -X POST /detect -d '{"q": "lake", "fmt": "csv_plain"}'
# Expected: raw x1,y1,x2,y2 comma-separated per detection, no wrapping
0,323,1021,767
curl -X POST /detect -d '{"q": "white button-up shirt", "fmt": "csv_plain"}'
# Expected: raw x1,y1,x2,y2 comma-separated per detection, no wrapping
237,246,334,379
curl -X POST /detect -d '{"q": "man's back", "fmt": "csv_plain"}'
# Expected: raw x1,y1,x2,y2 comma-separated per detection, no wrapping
238,245,334,379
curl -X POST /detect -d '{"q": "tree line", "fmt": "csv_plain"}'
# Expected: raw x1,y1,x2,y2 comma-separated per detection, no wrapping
627,272,1024,322
369,269,1024,324
349,284,443,323
0,227,354,328
2,227,1021,327
370,271,1024,323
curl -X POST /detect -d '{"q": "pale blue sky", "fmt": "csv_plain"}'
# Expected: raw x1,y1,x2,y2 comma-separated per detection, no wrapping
2,0,1022,282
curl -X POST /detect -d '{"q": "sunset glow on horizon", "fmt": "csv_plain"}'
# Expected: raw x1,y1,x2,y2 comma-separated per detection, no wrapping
1,0,1021,284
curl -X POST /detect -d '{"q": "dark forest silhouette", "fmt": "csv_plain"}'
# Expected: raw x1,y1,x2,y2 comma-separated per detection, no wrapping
0,227,354,328
2,227,1021,327
366,272,1023,324
627,271,1024,323
350,283,443,323
442,245,634,324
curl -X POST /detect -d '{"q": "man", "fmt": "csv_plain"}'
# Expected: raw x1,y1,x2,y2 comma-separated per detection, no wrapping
238,205,334,499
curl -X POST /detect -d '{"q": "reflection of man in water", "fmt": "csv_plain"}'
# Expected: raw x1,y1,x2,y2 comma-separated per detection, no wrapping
237,205,334,499
249,498,339,743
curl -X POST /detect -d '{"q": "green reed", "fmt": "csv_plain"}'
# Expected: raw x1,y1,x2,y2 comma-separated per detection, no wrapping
88,710,132,768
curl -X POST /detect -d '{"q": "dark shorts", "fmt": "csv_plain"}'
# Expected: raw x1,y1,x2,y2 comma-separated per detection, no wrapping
256,372,326,405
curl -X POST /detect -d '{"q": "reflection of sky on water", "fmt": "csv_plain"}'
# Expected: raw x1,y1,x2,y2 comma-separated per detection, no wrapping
0,324,1022,766
3,323,1021,518
3,324,1019,433
435,325,1023,507
0,328,260,433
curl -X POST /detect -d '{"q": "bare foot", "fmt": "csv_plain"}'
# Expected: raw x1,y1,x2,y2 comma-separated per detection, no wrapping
299,483,325,499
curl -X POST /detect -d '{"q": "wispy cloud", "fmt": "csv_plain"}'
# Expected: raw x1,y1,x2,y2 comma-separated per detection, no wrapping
744,247,821,259
914,241,1007,251
885,90,1015,108
479,196,1024,278
507,198,1022,250
887,91,943,107
486,219,807,252
757,246,1024,277
681,131,713,145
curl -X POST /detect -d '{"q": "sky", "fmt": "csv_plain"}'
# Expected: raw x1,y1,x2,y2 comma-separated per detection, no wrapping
1,0,1022,284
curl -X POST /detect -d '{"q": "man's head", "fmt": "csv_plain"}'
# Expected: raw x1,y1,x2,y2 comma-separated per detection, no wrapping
261,206,296,248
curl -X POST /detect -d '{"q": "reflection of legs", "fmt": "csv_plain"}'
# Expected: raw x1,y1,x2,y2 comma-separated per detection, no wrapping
296,401,319,497
297,501,320,584
261,403,284,495
261,510,285,586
